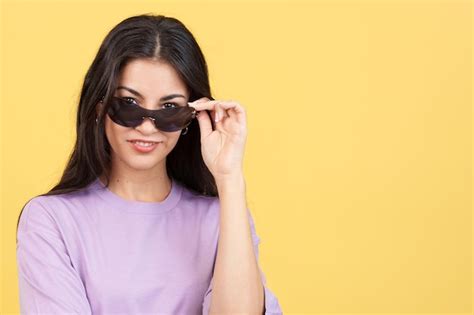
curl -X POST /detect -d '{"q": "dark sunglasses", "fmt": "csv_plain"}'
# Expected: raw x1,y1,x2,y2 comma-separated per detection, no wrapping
105,96,197,132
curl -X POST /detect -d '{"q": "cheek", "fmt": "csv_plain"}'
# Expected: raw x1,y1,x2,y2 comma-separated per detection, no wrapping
166,131,181,147
104,117,127,152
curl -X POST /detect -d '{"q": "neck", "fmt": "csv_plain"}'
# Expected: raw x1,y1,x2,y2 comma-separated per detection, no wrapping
98,171,172,203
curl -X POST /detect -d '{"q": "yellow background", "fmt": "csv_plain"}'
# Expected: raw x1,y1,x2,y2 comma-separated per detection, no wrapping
1,0,472,314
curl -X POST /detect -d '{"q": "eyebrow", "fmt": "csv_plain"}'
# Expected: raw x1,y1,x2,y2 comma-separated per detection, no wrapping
116,86,186,102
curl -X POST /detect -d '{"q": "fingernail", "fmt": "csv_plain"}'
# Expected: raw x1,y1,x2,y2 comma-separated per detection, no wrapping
215,111,219,122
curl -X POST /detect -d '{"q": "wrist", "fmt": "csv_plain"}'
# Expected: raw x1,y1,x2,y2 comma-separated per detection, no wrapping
215,171,245,187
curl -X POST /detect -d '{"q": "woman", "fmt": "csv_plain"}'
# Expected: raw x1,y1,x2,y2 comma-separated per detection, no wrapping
15,13,282,315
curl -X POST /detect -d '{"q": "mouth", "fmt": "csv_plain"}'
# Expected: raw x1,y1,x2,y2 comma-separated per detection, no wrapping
127,140,162,153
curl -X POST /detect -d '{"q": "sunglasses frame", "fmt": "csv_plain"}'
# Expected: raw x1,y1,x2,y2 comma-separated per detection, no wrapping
103,96,197,132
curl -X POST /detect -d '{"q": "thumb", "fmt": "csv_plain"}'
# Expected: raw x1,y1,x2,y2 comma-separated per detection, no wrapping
195,109,213,140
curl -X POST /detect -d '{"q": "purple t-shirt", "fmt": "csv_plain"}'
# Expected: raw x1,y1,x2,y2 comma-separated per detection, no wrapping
16,177,283,314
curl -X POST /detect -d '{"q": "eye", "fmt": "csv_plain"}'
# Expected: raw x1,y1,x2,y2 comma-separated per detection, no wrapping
122,97,138,105
120,97,179,109
162,103,178,109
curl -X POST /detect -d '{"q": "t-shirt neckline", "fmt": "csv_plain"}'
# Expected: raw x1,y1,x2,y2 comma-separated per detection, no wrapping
88,176,183,215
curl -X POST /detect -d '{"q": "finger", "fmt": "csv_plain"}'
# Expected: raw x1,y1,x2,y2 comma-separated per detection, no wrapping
216,101,246,125
189,97,211,104
221,100,238,120
188,100,221,111
210,109,217,123
189,100,217,122
216,104,227,129
189,100,246,124
226,106,237,120
214,103,220,123
216,103,228,124
220,103,229,122
217,101,245,114
188,98,215,121
195,109,214,139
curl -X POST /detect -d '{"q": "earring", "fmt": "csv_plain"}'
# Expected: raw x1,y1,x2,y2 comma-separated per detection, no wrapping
95,117,99,124
181,127,189,135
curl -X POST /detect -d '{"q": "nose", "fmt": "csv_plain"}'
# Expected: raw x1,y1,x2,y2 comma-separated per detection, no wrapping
135,116,158,133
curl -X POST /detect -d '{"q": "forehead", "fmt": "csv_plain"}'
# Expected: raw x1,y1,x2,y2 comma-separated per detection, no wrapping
117,58,188,97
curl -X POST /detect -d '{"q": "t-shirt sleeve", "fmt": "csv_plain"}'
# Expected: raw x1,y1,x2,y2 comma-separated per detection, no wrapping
16,197,92,314
202,208,283,315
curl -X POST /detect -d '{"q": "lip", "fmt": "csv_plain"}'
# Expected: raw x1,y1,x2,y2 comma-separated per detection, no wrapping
127,139,162,143
127,140,162,153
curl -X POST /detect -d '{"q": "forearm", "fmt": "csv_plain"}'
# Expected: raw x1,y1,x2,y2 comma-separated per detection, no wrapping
208,172,265,315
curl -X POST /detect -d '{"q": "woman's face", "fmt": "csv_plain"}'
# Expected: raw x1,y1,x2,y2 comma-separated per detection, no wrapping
97,58,190,175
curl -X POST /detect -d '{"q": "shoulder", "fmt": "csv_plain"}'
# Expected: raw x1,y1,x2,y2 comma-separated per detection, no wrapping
178,185,220,217
175,184,262,244
18,187,93,234
181,185,219,211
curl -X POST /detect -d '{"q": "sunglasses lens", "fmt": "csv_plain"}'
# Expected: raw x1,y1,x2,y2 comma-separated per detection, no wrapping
107,98,144,127
153,107,195,132
107,97,196,131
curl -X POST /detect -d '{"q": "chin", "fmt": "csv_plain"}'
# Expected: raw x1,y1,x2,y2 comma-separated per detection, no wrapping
124,155,166,170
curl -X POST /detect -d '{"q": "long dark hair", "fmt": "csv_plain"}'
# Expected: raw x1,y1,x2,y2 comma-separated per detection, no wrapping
16,13,218,239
